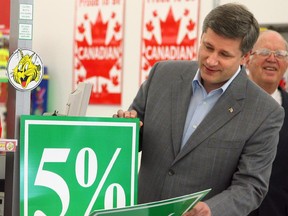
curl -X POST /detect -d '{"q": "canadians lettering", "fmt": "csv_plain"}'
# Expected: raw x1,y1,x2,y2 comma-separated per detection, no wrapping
77,46,121,60
144,45,195,60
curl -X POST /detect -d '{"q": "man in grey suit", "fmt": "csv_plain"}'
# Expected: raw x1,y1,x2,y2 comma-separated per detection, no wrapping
114,3,285,216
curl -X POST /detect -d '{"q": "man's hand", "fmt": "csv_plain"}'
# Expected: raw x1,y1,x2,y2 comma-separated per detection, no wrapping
183,202,211,216
113,109,143,127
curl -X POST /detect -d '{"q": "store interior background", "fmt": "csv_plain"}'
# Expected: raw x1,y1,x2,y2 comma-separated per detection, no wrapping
32,0,288,118
0,0,288,183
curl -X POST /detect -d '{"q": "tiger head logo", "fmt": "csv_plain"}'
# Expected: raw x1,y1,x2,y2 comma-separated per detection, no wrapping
7,49,44,91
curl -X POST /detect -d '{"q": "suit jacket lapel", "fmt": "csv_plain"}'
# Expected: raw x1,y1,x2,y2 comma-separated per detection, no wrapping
171,64,198,157
174,69,248,163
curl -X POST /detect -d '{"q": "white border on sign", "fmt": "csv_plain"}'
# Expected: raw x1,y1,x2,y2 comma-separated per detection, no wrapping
23,120,138,216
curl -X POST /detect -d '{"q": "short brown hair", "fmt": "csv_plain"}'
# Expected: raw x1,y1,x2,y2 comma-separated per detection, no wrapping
202,3,259,55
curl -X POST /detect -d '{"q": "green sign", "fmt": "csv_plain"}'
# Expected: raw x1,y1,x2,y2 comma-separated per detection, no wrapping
90,189,211,216
20,115,139,216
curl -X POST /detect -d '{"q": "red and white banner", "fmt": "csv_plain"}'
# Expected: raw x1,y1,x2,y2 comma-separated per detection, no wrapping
0,0,10,35
74,0,125,105
140,0,200,84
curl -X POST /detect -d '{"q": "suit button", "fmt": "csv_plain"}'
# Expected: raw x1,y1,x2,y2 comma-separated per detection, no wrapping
168,169,175,176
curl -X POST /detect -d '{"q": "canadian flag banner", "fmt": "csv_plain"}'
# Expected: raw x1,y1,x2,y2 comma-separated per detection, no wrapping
140,0,200,84
74,0,125,105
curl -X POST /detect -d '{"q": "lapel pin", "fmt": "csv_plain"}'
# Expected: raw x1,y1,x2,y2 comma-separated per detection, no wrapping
228,107,234,113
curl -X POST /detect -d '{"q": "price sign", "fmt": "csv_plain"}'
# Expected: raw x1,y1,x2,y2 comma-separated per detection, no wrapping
20,115,139,216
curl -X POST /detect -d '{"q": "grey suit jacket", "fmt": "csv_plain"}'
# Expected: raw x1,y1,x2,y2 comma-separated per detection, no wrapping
130,60,285,216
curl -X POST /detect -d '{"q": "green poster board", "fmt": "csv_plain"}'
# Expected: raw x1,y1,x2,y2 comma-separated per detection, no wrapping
90,189,211,216
20,115,139,216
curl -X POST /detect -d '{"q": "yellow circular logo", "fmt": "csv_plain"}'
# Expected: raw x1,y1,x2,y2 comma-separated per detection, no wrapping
6,142,15,151
7,49,44,91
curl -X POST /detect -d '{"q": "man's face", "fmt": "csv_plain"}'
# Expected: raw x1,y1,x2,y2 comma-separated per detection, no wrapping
246,32,288,88
198,28,247,93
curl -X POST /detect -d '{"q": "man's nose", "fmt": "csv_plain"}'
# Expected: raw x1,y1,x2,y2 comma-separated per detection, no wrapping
206,53,219,66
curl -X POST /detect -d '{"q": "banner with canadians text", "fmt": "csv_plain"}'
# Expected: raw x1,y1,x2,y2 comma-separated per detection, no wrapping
140,0,200,84
74,0,125,105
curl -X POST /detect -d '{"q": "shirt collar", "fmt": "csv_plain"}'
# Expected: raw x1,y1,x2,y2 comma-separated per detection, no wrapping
271,88,282,105
192,66,242,93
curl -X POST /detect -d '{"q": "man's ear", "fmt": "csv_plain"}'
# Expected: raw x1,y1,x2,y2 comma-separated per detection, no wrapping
241,51,251,66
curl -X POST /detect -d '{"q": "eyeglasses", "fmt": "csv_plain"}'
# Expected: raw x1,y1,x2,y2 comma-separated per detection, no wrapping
251,49,288,60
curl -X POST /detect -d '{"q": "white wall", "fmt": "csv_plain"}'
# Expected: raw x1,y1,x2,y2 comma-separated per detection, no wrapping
32,0,288,117
219,0,288,25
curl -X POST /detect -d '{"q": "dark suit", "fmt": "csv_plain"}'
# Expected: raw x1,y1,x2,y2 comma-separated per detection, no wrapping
130,60,284,216
250,87,288,216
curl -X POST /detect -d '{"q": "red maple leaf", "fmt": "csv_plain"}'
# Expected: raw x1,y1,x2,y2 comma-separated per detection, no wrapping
159,7,180,45
77,75,85,83
153,10,158,17
143,62,150,71
112,75,119,86
78,23,85,34
115,62,121,70
114,22,121,33
184,9,190,16
101,83,108,93
146,21,154,33
187,19,196,32
143,7,197,68
76,11,121,79
75,62,81,70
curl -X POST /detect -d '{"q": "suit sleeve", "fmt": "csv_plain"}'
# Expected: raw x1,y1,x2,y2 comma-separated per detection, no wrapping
205,105,285,216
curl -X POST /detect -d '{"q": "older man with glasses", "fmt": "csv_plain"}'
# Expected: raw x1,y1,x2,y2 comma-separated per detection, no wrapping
246,30,288,216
